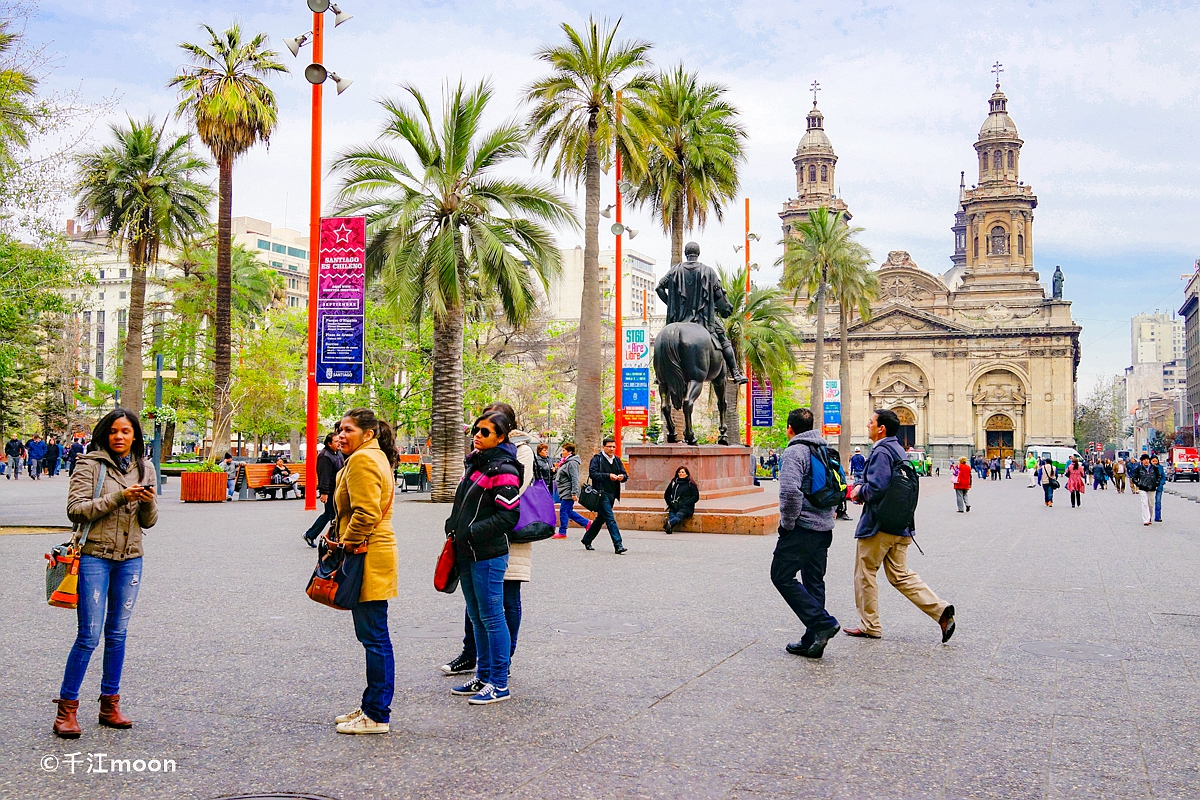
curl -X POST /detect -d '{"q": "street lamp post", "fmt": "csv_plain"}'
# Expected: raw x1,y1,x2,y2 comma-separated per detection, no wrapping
743,198,751,447
288,0,352,511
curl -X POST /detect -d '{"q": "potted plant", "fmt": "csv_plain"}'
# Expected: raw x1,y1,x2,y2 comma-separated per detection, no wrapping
180,460,227,502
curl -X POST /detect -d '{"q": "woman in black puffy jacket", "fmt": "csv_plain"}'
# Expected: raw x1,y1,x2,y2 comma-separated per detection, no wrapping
663,466,699,534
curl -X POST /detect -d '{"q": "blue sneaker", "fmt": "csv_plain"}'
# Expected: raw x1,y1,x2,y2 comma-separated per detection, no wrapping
450,678,485,696
467,683,510,705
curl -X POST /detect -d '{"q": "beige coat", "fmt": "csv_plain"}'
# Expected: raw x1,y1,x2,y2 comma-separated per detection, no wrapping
334,439,398,602
505,433,536,583
66,451,158,561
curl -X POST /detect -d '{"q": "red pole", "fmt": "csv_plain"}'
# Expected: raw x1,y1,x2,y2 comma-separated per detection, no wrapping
613,94,623,458
744,197,752,448
303,10,324,512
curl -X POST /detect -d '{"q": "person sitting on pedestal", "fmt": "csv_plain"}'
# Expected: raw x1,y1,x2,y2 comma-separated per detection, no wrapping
663,466,699,534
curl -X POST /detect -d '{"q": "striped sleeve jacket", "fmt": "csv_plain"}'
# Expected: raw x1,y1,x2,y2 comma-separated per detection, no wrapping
446,447,522,563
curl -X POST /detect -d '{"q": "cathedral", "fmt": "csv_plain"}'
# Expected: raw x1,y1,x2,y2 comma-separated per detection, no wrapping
781,80,1081,462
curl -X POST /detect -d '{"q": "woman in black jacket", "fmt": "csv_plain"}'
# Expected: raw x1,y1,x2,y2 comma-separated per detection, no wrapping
443,411,521,705
663,466,699,534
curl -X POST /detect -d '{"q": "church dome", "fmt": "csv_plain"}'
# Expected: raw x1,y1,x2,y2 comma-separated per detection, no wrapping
979,88,1018,139
796,105,834,154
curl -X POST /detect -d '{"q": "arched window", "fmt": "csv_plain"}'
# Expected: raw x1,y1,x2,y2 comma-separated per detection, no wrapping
973,237,979,257
981,151,988,172
1017,234,1024,255
993,151,1002,171
820,165,827,181
809,165,816,183
1007,150,1015,169
991,225,1007,255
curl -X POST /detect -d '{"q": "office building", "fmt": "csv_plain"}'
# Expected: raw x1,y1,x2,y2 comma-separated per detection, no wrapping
231,216,311,309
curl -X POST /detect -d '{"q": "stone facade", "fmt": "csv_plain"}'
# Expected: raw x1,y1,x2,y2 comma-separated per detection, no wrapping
780,84,1081,462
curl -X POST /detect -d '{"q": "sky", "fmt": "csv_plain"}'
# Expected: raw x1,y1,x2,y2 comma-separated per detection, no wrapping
20,0,1200,391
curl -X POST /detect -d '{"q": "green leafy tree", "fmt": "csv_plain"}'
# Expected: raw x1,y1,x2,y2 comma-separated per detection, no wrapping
718,265,803,444
333,80,574,501
525,17,653,462
777,207,868,430
827,248,877,462
74,117,212,412
0,19,39,168
630,66,745,266
171,22,287,458
233,309,305,453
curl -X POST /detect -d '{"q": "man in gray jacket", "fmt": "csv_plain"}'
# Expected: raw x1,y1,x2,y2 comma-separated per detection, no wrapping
772,408,840,659
553,443,590,539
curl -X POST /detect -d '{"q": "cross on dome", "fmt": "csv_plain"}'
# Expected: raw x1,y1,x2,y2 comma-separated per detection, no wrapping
810,80,821,107
991,61,1004,88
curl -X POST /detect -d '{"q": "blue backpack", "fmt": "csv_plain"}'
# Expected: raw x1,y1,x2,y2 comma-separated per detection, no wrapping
796,441,848,509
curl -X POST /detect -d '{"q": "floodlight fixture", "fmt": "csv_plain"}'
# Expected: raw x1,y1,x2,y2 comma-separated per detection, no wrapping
329,72,353,94
610,223,625,236
618,179,633,194
304,63,328,85
307,0,331,12
600,204,615,219
330,2,353,25
627,228,638,239
747,233,760,242
284,32,311,57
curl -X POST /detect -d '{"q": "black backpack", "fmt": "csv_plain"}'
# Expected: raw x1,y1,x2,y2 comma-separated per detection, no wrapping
797,441,848,509
872,447,920,533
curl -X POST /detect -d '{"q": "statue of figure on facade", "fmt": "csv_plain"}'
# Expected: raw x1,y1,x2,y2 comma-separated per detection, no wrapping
652,242,743,445
1051,265,1064,299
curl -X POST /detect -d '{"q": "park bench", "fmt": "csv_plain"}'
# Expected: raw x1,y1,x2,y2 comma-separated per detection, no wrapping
236,462,306,500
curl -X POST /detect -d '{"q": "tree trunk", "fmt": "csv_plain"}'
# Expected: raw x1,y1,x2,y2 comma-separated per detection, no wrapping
573,114,603,463
670,201,685,267
119,241,148,412
810,267,827,429
430,306,465,502
163,420,175,459
210,154,234,459
838,300,851,464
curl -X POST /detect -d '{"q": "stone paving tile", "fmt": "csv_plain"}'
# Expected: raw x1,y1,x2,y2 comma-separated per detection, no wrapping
1047,768,1152,799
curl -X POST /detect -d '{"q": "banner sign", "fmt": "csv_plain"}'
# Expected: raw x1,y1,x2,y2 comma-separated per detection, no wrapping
621,367,650,427
316,216,366,385
823,379,841,403
619,407,648,427
823,401,841,425
823,423,842,437
822,379,841,438
751,375,773,427
623,327,650,368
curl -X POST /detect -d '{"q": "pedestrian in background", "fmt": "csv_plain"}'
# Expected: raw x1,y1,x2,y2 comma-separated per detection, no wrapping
55,409,158,738
444,410,520,706
1112,458,1126,493
663,465,699,534
772,408,841,658
45,436,62,477
1038,458,1057,507
3,435,21,479
1026,452,1038,487
332,408,399,734
553,442,590,539
1151,454,1167,523
844,409,956,643
1004,456,1013,478
533,442,555,489
26,432,45,479
303,432,345,545
582,437,628,554
1092,460,1106,490
222,452,238,501
953,456,971,512
1065,455,1086,508
1131,454,1157,525
849,447,866,482
1128,457,1141,494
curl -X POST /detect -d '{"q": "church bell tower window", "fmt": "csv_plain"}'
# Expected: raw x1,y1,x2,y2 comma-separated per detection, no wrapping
1017,234,1024,255
1007,150,1014,169
809,165,816,183
981,151,987,172
990,226,1007,255
974,237,979,257
993,151,1002,171
820,165,827,181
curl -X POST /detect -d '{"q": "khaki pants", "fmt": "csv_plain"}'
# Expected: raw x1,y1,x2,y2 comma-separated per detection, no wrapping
854,533,949,637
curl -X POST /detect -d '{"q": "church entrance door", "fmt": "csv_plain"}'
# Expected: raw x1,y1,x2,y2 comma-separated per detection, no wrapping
895,406,917,450
985,414,1015,460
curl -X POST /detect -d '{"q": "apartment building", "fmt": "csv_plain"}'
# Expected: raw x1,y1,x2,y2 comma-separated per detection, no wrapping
231,216,311,309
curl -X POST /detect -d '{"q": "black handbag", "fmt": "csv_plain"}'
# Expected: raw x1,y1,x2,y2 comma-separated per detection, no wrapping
579,480,604,513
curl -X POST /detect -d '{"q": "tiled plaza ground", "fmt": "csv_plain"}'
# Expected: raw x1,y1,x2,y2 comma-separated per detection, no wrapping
1,468,1198,799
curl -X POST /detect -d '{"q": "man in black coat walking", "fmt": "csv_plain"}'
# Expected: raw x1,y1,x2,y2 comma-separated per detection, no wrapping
303,431,345,546
582,437,628,554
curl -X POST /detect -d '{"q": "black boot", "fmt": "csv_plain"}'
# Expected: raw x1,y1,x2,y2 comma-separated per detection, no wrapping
722,342,748,385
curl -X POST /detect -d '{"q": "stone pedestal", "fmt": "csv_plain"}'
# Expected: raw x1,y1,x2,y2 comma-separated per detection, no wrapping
612,445,778,535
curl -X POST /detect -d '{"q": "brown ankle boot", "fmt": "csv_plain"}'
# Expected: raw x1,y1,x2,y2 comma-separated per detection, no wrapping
53,699,81,738
98,694,132,729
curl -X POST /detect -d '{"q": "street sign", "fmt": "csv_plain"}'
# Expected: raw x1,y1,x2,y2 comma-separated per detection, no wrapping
316,216,366,385
622,327,650,368
751,376,773,427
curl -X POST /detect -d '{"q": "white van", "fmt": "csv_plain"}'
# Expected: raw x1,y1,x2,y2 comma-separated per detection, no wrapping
1026,445,1083,472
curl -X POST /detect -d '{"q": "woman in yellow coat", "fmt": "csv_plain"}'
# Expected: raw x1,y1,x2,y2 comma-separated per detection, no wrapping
332,408,398,735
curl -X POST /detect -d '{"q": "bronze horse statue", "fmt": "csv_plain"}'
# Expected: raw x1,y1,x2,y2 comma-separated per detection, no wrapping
653,321,729,445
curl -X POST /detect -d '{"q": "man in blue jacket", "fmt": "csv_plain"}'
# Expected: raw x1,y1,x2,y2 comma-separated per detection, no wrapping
772,408,840,659
25,433,46,479
845,408,955,643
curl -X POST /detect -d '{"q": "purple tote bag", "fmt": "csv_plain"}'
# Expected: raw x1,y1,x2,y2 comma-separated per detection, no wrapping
510,480,558,543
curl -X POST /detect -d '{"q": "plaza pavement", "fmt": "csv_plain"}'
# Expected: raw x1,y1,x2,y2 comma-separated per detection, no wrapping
1,468,1198,800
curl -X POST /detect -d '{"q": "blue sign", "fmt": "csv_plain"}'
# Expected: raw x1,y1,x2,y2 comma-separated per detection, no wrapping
751,376,773,427
823,401,841,425
622,368,650,408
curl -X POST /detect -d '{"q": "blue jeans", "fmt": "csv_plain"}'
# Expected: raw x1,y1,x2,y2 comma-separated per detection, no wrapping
558,498,590,534
305,495,336,541
1155,488,1163,521
351,599,394,723
581,495,623,550
667,511,691,529
1043,482,1054,503
771,527,838,644
59,556,142,701
461,580,522,660
460,555,510,689
28,457,40,478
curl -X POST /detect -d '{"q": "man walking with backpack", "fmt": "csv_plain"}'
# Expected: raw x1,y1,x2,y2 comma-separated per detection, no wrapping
771,408,841,659
844,409,956,643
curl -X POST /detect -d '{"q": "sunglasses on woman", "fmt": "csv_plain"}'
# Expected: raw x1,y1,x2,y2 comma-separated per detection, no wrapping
472,426,496,438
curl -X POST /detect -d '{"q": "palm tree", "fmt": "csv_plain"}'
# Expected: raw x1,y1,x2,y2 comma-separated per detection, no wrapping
828,253,877,463
0,21,39,167
777,206,868,430
630,66,746,266
525,17,653,461
170,23,287,458
74,116,212,412
333,80,575,501
719,265,803,444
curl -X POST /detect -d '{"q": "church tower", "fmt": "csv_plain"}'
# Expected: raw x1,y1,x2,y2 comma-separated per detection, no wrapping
780,90,851,236
950,171,968,268
956,73,1043,301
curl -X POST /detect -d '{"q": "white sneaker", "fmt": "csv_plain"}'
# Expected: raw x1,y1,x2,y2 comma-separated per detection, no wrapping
336,714,389,735
335,708,363,724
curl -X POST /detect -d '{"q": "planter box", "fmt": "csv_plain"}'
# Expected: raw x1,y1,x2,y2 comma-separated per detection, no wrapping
180,471,226,503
